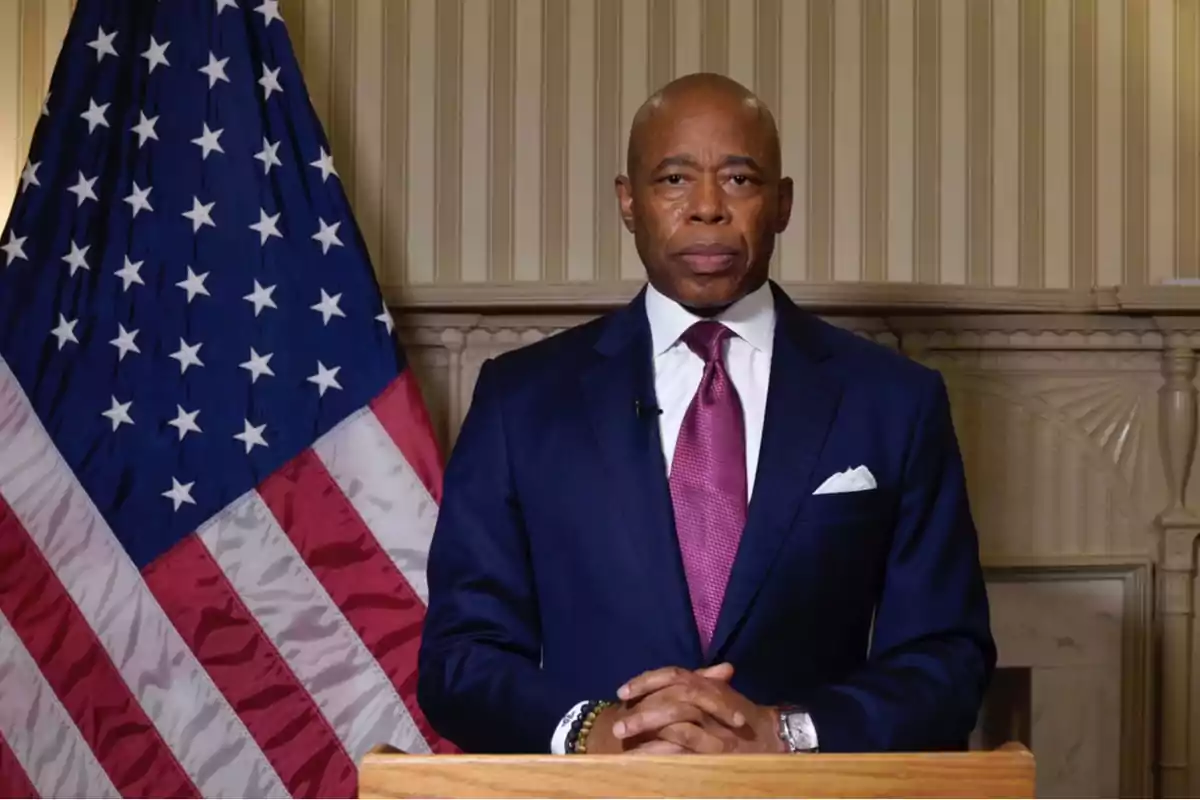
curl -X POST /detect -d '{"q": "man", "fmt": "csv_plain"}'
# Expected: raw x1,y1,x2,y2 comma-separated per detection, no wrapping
417,73,995,756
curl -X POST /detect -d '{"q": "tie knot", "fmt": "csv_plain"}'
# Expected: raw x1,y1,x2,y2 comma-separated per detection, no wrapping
680,320,733,364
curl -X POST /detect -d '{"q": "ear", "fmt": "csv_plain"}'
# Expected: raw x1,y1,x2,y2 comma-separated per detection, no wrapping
773,176,795,234
615,175,637,234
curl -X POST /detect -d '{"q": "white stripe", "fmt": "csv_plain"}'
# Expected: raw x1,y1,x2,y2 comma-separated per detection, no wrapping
313,407,438,604
0,357,289,799
199,489,432,760
0,610,119,798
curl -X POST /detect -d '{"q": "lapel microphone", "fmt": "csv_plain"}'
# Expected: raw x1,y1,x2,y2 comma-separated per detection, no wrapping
634,399,663,419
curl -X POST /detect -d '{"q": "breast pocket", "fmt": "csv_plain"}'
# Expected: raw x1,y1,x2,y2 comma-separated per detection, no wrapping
802,488,892,527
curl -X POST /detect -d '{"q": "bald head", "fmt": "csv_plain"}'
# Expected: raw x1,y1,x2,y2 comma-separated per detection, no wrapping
614,71,793,312
626,73,781,179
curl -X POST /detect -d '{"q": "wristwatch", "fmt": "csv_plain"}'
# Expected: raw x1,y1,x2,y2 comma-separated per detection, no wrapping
777,706,819,753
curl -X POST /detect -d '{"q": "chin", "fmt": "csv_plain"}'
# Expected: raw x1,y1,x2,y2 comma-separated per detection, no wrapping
674,275,748,310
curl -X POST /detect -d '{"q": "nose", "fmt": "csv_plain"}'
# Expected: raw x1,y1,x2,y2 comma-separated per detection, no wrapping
688,174,728,224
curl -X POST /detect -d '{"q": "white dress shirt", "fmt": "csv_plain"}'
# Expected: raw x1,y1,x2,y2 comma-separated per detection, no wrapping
644,279,774,498
549,281,817,753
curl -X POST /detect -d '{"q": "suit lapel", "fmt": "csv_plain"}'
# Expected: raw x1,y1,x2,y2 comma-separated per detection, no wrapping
578,292,704,661
707,287,844,659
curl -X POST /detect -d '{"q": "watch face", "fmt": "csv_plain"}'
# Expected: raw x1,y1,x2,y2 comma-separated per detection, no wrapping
784,713,814,750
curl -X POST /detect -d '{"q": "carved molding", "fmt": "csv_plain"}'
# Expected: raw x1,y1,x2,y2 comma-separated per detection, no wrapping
385,280,1200,315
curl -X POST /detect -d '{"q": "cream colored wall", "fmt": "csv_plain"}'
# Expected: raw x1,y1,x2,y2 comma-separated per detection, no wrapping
1,0,1197,307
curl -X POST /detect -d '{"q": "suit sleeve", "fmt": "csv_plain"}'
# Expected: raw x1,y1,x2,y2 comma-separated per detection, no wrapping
801,371,997,752
417,358,580,753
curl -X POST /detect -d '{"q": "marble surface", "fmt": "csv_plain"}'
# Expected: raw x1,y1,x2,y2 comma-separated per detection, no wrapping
981,576,1127,797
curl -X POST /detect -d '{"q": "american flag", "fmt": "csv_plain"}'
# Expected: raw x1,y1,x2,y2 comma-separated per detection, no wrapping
0,0,455,796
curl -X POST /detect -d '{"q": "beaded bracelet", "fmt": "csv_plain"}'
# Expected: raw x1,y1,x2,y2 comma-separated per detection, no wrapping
566,699,614,754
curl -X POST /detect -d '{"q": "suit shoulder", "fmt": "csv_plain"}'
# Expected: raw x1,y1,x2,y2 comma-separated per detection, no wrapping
804,312,944,393
477,311,611,394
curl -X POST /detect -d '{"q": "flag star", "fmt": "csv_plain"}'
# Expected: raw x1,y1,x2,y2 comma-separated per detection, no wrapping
183,196,216,232
191,123,225,160
67,172,99,207
1,232,27,266
250,208,282,245
312,218,343,254
311,289,346,325
41,90,50,117
124,182,153,217
310,147,338,182
168,405,202,440
102,396,134,431
199,51,230,88
216,0,239,12
258,65,283,99
243,280,278,316
240,348,275,382
50,314,79,349
131,111,159,147
163,477,196,511
308,361,342,396
141,36,170,73
376,301,394,334
87,26,118,61
61,241,90,275
115,256,145,290
169,338,204,373
234,419,268,453
109,324,140,360
255,1,283,27
254,137,281,174
19,161,39,192
81,98,110,133
176,266,211,303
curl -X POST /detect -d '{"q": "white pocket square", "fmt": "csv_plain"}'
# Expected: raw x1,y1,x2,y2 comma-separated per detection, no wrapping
813,465,877,495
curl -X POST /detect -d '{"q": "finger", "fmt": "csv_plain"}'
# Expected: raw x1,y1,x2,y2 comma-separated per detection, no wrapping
655,722,732,754
694,662,734,682
626,683,747,731
617,667,691,702
627,739,688,755
613,700,705,740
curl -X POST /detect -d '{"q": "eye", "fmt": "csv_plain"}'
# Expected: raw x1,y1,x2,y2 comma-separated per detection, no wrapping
729,175,750,186
662,174,685,185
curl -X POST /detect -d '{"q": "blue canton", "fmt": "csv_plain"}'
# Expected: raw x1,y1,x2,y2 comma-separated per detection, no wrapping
0,0,404,568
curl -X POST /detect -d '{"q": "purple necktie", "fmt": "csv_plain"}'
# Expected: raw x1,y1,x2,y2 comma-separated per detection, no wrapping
668,321,748,650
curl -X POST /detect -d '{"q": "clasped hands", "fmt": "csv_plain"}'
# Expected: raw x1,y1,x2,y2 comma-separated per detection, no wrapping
584,663,785,754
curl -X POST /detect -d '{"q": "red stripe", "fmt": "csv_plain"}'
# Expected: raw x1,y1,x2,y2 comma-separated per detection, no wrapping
0,495,199,798
0,728,38,799
144,534,357,798
370,371,445,503
258,449,458,754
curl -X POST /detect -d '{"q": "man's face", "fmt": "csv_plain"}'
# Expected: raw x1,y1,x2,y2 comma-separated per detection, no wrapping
617,91,793,311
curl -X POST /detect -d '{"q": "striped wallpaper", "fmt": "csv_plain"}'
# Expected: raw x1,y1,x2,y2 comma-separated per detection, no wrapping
0,0,1197,306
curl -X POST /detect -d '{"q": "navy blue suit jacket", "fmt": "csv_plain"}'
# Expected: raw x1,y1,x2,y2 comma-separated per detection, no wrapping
417,282,995,754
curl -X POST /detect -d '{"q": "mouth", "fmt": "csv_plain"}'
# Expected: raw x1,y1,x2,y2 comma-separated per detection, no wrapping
673,244,742,274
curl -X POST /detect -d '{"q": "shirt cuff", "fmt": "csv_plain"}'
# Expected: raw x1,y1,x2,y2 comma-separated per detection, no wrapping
549,700,590,754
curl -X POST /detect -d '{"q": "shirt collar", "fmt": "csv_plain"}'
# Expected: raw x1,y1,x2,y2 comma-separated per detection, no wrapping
644,280,776,357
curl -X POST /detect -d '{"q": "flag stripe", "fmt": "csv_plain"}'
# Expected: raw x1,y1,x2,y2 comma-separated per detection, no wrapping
259,446,446,754
0,498,198,798
0,610,116,799
0,357,287,800
143,534,354,799
316,399,438,605
0,729,39,800
370,370,445,504
195,486,426,763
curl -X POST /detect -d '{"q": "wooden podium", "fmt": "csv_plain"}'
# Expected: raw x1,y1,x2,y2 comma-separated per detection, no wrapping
358,742,1035,798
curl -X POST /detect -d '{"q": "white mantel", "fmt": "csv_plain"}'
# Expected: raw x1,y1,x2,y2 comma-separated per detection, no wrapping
392,295,1200,798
